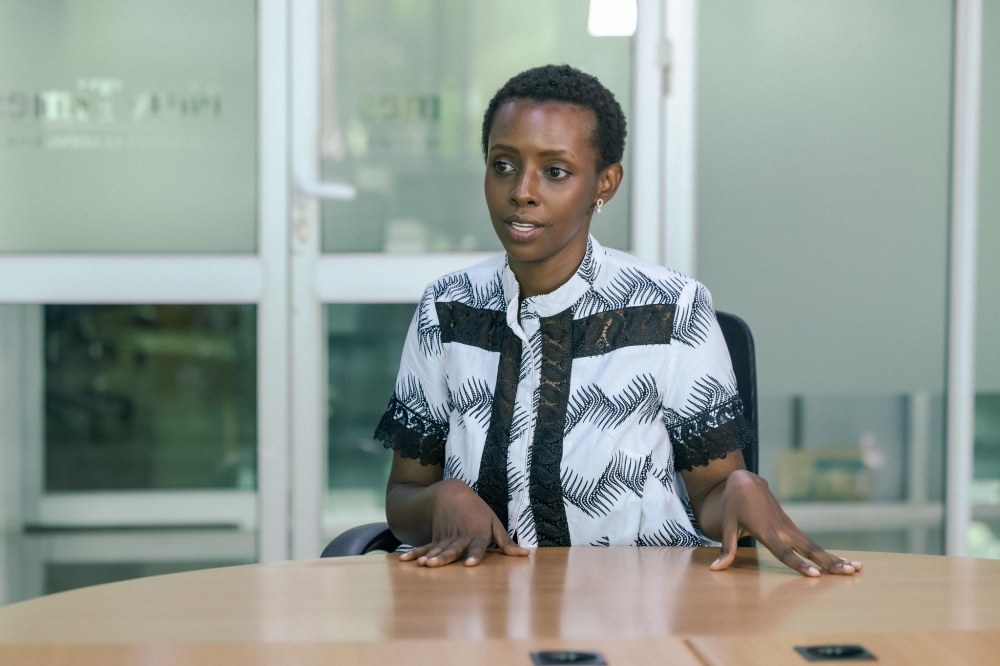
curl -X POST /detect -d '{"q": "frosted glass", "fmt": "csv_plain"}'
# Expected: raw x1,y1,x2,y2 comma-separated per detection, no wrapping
696,0,952,396
975,0,1000,522
319,0,631,254
978,0,1000,392
0,1,257,253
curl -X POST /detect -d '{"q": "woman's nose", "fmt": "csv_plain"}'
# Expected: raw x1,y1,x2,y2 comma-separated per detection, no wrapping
511,171,539,207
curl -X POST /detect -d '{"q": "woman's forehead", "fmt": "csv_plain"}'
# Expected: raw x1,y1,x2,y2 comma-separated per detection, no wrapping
489,99,597,152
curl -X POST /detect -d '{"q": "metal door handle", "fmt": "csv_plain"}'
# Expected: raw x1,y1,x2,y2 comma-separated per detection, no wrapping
295,175,357,201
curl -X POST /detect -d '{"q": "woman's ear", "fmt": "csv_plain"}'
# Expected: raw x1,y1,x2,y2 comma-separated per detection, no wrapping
596,163,625,204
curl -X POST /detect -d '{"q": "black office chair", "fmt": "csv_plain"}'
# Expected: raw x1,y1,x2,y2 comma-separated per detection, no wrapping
321,310,759,557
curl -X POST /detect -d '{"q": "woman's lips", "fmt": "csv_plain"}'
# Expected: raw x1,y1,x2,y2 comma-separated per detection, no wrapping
504,216,544,241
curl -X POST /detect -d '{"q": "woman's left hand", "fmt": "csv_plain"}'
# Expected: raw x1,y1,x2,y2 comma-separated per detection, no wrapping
682,450,863,577
709,469,862,576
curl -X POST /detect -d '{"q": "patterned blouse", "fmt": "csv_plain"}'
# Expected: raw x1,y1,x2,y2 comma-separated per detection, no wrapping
375,236,753,548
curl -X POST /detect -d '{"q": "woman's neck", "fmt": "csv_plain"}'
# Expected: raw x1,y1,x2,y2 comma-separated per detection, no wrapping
509,232,590,300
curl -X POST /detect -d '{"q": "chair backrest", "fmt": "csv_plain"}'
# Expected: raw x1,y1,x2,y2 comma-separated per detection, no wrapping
321,522,400,558
715,311,759,476
715,311,759,550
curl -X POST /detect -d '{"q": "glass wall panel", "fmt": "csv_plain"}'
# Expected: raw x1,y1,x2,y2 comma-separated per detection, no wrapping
45,304,257,490
325,304,415,537
0,530,254,605
974,0,1000,559
0,0,257,252
44,560,248,595
319,0,631,254
697,0,952,553
0,304,258,606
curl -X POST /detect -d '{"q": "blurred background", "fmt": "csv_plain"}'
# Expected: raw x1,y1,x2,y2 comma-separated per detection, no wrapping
0,0,997,605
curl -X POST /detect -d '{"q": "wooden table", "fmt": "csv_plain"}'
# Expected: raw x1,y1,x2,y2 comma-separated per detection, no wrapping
1,547,999,665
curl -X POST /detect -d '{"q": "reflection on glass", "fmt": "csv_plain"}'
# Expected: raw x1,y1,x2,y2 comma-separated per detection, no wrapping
45,560,249,596
319,0,631,253
326,304,415,531
0,1,257,252
973,0,1000,558
0,529,255,604
974,395,1000,559
697,1,953,554
758,393,946,555
45,305,257,490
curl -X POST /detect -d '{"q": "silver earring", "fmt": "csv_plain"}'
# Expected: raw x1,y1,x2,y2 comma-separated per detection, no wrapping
595,199,604,214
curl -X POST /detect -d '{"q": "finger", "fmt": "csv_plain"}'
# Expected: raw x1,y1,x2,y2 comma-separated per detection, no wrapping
785,530,860,575
464,535,490,566
399,544,433,561
424,536,473,567
710,512,741,571
839,556,863,572
492,521,530,557
786,530,856,575
415,539,456,565
760,534,820,577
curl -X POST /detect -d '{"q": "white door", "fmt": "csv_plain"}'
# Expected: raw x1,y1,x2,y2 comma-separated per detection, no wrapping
288,0,670,558
0,0,292,605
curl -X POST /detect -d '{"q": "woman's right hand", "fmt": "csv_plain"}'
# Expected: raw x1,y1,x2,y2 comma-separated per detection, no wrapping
398,479,530,567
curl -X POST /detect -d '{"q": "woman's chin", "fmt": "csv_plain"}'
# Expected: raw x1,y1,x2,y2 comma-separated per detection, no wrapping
501,243,547,264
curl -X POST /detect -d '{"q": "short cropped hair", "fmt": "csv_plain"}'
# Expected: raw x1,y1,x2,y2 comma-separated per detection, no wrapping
481,64,627,171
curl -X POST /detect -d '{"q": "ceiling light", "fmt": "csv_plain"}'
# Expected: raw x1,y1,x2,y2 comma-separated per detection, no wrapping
588,0,637,37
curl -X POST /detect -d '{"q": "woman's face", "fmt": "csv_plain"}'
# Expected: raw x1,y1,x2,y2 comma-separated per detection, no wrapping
484,99,622,267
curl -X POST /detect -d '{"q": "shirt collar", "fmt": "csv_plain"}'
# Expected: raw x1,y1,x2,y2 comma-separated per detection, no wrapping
501,235,604,321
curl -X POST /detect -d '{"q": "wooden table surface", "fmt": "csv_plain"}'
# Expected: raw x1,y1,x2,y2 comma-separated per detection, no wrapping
1,547,999,664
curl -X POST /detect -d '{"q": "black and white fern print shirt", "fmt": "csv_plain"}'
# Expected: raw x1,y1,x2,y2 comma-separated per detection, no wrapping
375,235,753,548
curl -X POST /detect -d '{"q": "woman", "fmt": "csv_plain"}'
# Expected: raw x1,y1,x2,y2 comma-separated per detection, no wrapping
375,64,861,577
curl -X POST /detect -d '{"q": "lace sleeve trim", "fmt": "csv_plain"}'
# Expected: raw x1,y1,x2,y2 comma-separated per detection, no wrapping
374,395,448,467
669,396,754,471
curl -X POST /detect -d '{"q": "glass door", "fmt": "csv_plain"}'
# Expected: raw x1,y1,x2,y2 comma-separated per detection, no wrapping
695,0,954,553
0,0,290,603
290,0,660,558
973,0,1000,559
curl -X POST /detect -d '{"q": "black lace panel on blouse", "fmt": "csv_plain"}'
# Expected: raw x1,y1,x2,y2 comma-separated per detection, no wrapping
667,396,753,471
436,301,506,351
375,396,448,467
571,303,676,358
529,309,574,547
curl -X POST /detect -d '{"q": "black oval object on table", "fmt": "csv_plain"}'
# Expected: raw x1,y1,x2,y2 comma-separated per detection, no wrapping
794,644,877,661
530,651,607,665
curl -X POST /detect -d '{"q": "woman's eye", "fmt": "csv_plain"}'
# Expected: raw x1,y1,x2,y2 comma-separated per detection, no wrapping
494,160,514,173
547,167,569,179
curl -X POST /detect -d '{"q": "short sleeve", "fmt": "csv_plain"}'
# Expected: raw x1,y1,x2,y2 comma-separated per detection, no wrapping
373,285,450,466
661,281,755,471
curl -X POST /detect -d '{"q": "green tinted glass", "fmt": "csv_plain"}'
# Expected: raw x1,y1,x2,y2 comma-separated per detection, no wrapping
45,305,257,490
326,304,415,531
